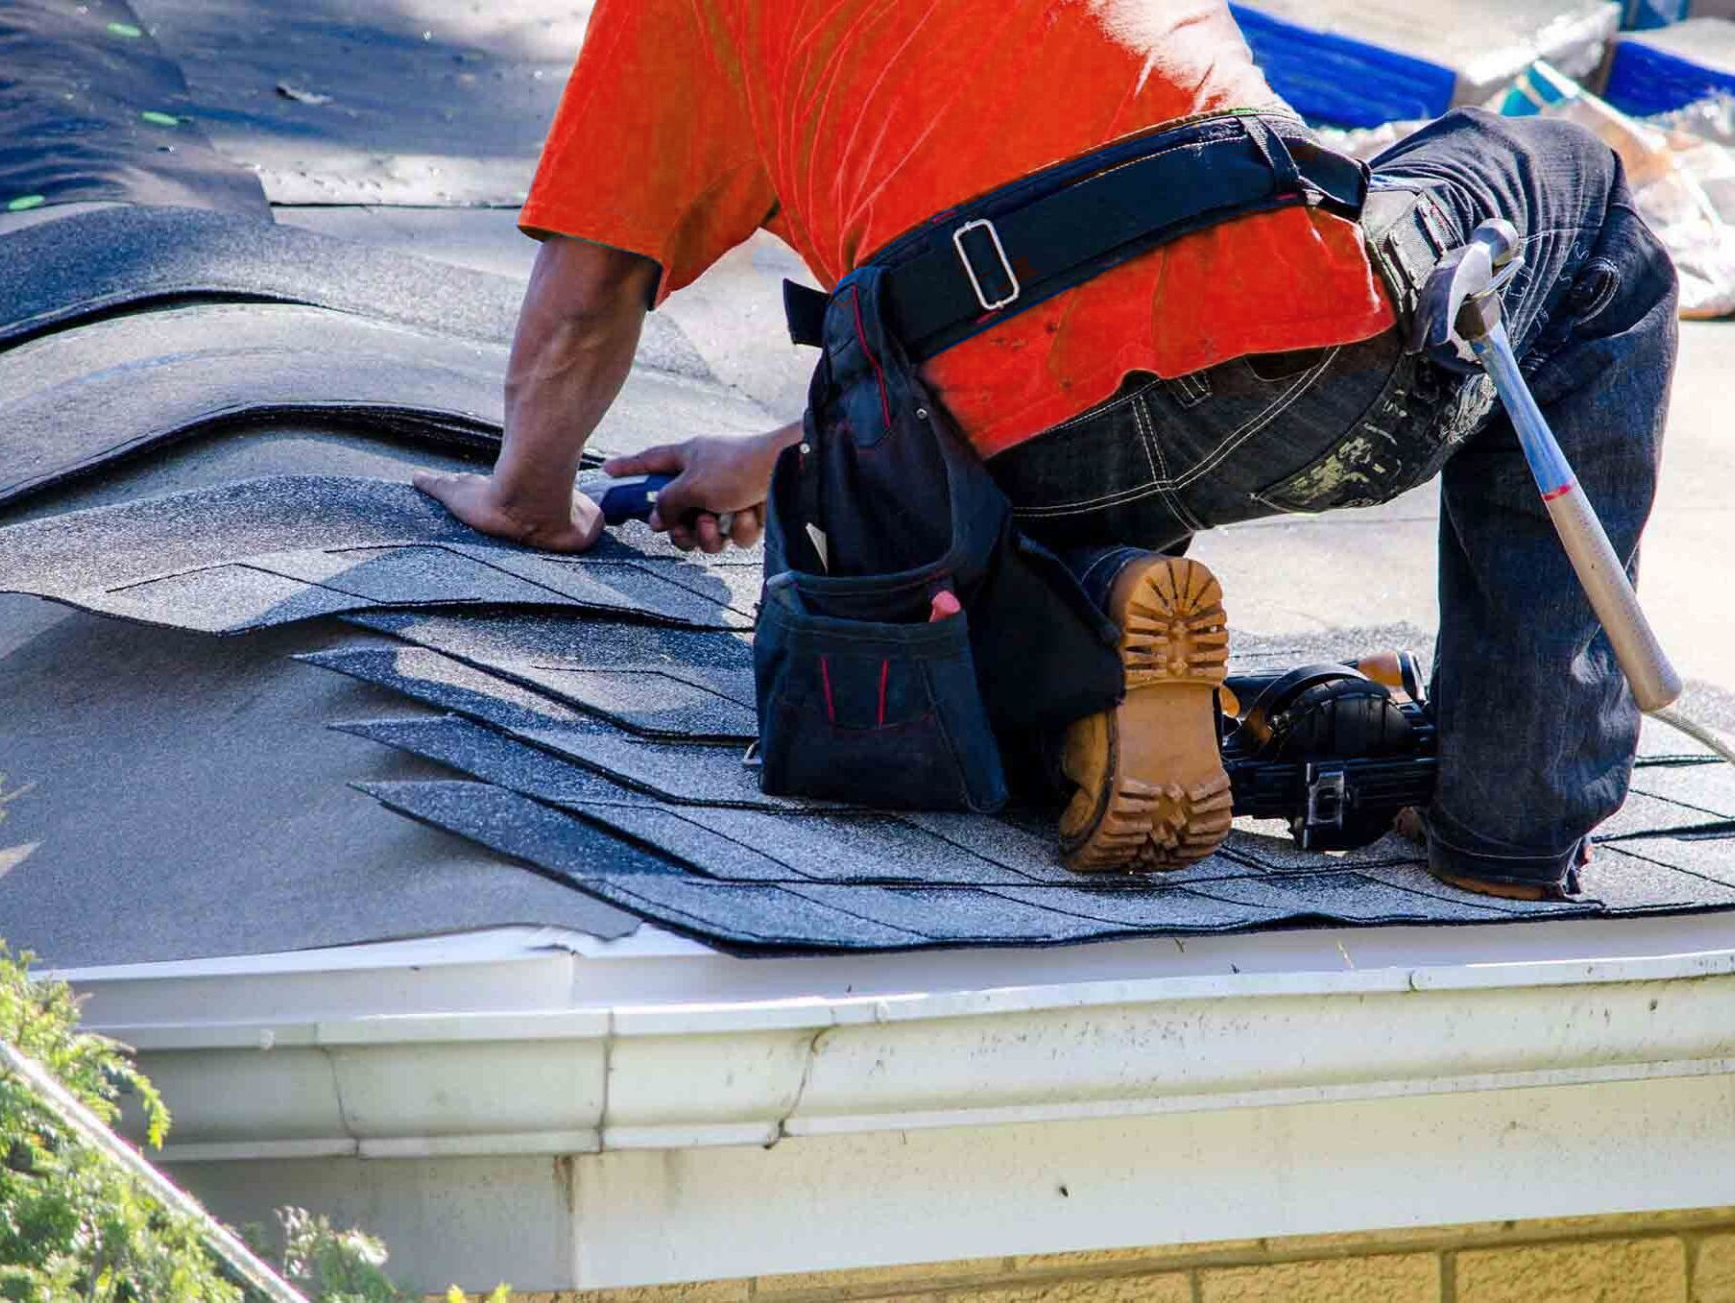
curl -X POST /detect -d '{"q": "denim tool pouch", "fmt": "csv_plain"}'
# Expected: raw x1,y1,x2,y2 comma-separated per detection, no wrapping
756,265,1122,812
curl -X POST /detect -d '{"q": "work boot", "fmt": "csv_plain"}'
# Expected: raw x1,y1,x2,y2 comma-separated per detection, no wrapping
1059,556,1233,872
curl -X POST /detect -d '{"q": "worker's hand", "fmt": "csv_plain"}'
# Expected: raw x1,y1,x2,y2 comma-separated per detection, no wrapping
412,470,606,553
602,426,797,554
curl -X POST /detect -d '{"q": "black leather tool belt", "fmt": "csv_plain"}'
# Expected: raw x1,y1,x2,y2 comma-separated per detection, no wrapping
759,112,1372,813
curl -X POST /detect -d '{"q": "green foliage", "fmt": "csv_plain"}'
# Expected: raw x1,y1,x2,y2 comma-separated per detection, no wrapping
0,946,516,1301
0,943,238,1301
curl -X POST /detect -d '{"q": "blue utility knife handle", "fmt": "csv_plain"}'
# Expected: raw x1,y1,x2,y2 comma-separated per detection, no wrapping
582,474,675,525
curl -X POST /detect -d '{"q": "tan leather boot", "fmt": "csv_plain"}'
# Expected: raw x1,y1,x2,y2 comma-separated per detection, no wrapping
1059,556,1233,873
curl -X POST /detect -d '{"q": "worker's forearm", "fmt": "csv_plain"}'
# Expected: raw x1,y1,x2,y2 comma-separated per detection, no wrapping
490,238,658,521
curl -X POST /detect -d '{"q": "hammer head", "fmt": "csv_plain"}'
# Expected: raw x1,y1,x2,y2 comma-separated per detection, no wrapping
1408,217,1522,371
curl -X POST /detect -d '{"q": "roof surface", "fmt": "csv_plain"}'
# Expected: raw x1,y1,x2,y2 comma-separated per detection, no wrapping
4,0,1735,965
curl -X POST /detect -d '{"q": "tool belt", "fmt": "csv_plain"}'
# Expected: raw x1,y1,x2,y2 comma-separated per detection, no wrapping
756,111,1371,813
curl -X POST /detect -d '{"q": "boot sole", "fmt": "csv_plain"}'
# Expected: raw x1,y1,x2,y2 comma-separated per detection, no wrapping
1060,557,1232,873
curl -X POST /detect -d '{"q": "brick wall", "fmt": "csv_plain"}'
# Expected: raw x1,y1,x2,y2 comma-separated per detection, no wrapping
460,1206,1735,1302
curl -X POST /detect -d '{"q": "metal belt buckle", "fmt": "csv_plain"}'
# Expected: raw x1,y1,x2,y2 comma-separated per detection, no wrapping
952,218,1020,313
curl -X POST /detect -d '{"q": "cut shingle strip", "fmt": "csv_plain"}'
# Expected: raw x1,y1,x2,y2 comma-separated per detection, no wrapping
345,610,756,738
347,610,756,671
356,780,928,951
301,643,815,809
335,713,1040,885
0,476,754,632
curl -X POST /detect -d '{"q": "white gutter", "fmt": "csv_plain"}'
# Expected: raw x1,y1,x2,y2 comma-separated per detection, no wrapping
70,919,1735,1163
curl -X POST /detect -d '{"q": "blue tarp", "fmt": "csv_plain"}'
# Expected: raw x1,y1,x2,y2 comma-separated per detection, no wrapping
1607,22,1735,114
1228,4,1457,128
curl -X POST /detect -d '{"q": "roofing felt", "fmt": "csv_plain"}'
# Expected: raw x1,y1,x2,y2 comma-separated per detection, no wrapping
0,601,639,968
1,0,269,213
0,305,503,506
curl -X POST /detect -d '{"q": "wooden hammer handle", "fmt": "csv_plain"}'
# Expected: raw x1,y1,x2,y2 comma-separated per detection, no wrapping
1544,485,1683,713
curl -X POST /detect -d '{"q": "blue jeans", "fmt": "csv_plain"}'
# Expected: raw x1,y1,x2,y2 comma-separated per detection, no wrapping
986,109,1680,891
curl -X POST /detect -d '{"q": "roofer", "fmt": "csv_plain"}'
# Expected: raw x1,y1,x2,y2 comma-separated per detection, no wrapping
416,0,1678,901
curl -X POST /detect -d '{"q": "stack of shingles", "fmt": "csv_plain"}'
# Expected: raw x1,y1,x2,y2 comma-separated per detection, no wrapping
6,4,1735,952
14,460,1735,952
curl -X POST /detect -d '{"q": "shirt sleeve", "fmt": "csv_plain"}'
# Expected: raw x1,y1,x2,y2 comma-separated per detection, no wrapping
519,0,775,306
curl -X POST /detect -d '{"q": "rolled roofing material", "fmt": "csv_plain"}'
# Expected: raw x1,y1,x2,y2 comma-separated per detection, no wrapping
0,205,716,384
0,305,504,507
0,0,267,214
1232,0,1621,126
0,301,765,509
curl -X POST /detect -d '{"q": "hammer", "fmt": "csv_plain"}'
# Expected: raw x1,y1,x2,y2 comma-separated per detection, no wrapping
1412,217,1685,717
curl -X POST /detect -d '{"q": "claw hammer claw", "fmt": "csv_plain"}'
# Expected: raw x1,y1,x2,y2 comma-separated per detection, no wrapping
1413,218,1683,715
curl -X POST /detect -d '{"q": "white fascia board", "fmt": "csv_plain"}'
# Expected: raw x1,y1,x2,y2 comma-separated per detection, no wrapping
81,920,1735,1164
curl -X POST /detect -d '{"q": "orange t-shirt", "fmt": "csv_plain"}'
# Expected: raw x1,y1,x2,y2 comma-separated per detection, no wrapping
521,0,1395,456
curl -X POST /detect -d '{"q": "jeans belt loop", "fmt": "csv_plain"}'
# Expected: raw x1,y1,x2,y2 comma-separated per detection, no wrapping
1241,114,1306,200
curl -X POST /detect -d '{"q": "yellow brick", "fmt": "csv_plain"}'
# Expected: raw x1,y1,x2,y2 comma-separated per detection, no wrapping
1693,1233,1735,1303
1200,1253,1439,1303
1010,1241,1266,1274
485,1282,749,1303
755,1259,1008,1298
1455,1238,1687,1303
888,1276,1192,1302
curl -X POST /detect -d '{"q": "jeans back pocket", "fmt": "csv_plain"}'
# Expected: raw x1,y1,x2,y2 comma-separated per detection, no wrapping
754,582,1008,813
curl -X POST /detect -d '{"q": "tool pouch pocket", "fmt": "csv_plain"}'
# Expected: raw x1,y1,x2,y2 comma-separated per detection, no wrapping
755,577,1007,812
755,265,1121,812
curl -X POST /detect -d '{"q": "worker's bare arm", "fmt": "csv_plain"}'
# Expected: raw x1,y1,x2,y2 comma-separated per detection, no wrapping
602,422,802,554
415,235,659,552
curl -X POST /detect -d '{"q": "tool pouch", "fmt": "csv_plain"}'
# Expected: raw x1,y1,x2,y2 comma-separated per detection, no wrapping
756,266,1123,812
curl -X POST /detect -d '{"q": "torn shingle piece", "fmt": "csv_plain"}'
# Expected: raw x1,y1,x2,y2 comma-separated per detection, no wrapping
356,780,925,950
